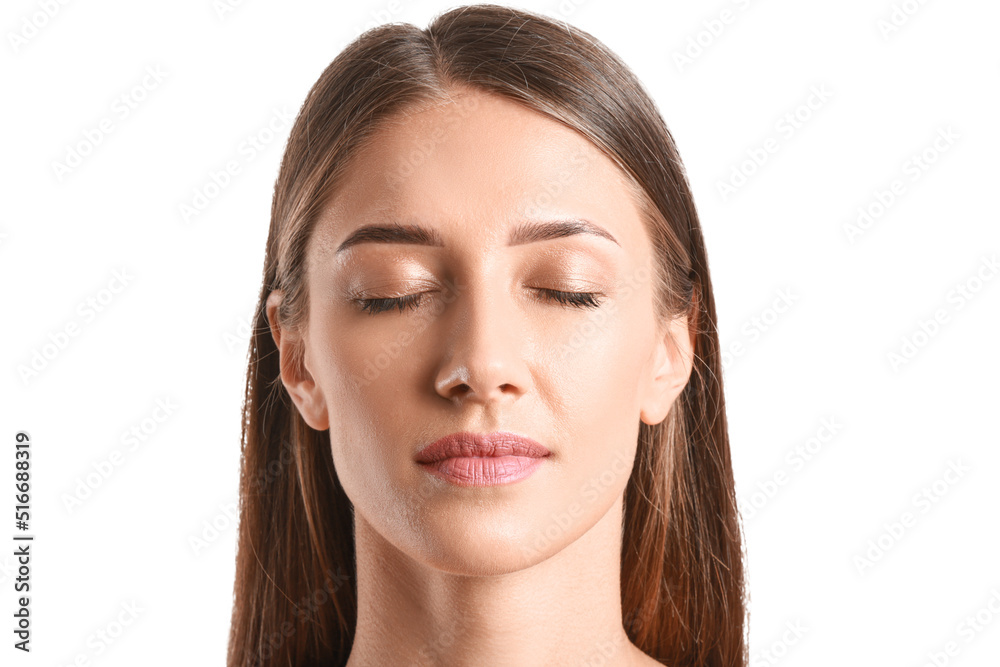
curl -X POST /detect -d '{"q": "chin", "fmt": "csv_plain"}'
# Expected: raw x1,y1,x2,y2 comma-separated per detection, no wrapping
400,503,577,576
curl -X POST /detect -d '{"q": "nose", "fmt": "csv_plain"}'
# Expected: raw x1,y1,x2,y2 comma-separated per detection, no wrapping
434,285,531,406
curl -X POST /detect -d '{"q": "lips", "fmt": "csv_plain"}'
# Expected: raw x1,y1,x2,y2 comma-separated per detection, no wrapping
415,431,551,462
415,431,550,486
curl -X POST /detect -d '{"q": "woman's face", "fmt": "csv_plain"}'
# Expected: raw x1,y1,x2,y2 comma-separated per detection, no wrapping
269,89,693,574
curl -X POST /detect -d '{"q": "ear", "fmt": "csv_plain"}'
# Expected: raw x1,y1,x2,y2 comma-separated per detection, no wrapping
265,290,330,431
639,307,696,427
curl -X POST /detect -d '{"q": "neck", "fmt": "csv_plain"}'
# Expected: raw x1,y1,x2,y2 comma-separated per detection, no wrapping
345,491,648,667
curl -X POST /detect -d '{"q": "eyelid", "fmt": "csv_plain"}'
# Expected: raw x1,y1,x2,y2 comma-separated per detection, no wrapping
542,278,605,291
347,278,439,300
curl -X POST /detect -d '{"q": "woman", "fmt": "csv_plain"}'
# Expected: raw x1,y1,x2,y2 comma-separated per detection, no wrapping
229,4,747,666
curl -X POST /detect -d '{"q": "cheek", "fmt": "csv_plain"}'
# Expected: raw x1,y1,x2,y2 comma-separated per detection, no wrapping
304,309,408,501
306,297,423,409
545,296,653,423
552,296,654,484
540,305,650,492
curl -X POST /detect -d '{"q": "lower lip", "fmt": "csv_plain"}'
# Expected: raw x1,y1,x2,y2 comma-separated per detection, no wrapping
418,455,546,487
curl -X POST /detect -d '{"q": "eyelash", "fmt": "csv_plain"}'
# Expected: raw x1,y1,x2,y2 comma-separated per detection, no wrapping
355,289,604,315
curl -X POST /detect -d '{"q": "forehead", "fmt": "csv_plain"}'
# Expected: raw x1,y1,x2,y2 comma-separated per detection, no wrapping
310,89,648,258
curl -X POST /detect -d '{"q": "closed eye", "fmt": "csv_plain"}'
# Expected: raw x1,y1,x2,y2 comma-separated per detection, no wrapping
354,293,425,315
532,288,603,309
354,288,604,315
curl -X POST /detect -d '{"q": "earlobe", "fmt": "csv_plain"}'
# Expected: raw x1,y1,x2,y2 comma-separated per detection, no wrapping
639,314,695,426
265,290,330,431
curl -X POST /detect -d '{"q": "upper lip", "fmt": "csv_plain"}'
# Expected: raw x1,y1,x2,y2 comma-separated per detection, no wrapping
415,431,551,463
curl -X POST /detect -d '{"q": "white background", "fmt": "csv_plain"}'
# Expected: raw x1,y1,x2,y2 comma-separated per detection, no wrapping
2,0,998,665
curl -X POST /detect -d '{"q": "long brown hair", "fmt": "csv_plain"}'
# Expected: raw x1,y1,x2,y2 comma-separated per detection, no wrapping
228,4,747,665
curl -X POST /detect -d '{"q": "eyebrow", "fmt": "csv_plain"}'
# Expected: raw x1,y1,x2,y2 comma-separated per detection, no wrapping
336,219,620,254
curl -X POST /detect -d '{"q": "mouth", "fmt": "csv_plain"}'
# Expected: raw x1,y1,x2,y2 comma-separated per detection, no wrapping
415,431,551,487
